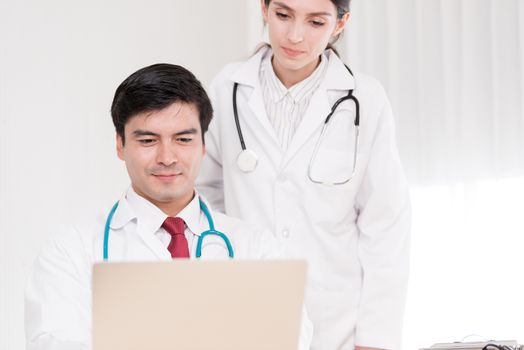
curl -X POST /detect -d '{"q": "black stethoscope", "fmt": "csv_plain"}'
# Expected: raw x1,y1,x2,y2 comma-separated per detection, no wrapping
233,63,360,186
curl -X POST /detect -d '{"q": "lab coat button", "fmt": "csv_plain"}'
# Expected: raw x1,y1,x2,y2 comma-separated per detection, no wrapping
281,229,290,238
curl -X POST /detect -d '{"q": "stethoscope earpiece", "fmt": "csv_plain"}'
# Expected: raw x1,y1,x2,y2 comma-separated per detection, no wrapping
236,149,258,172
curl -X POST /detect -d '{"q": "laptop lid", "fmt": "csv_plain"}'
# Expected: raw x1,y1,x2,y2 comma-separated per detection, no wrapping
92,260,307,350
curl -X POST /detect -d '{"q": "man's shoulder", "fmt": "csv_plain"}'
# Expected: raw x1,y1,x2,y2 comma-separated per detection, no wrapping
42,204,112,254
209,210,283,259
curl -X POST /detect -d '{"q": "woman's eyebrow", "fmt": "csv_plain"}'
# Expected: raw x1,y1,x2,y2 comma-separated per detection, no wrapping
272,1,333,17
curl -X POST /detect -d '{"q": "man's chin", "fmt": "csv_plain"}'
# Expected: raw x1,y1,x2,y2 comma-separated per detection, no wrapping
151,189,194,204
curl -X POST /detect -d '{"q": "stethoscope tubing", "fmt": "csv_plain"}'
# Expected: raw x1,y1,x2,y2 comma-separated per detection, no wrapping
103,198,234,260
233,62,360,184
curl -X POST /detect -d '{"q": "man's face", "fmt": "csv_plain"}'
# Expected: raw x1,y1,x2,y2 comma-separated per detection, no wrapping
117,102,205,212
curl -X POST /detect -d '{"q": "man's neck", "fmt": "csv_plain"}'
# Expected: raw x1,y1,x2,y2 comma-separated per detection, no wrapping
132,186,195,217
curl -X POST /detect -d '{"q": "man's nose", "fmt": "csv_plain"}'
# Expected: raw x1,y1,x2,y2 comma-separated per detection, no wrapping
156,141,178,166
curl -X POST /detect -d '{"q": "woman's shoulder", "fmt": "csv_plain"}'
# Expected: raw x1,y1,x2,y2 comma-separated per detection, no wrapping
352,71,387,98
333,70,388,113
210,47,268,89
325,50,388,99
208,61,244,93
213,61,244,83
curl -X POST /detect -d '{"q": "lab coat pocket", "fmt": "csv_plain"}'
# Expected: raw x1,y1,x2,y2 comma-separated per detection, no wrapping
308,110,359,185
308,148,357,185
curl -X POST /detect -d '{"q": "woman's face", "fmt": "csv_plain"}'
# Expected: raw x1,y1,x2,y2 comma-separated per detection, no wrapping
262,0,349,81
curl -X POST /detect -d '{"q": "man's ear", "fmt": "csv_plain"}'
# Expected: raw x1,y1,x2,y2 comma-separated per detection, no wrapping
116,133,124,160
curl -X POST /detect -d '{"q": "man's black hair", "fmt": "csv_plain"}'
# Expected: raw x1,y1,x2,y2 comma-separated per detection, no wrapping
111,63,213,144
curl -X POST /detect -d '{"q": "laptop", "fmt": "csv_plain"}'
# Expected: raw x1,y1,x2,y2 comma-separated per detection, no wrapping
92,260,307,350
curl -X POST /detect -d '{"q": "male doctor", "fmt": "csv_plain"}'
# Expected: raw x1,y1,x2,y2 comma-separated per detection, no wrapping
25,63,312,350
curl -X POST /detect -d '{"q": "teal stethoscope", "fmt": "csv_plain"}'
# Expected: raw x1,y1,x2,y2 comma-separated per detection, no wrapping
103,198,234,260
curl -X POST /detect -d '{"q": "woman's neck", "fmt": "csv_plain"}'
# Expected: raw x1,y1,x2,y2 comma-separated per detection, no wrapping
271,55,321,89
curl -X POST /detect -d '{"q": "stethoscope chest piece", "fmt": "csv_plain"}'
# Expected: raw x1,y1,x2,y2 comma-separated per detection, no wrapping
236,149,258,172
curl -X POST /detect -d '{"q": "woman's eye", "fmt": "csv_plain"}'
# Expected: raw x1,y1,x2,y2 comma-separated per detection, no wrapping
276,11,289,19
311,20,325,27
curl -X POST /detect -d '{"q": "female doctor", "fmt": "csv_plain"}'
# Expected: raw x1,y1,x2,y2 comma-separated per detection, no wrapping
197,0,411,349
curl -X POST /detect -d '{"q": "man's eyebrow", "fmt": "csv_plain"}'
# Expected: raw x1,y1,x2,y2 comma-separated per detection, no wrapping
131,128,198,137
132,130,159,137
174,128,198,136
131,128,199,138
272,1,333,16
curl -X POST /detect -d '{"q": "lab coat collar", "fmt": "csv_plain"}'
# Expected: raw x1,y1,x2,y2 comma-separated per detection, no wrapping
109,187,205,237
230,46,354,91
279,51,355,169
108,190,135,230
174,190,203,237
323,49,355,91
108,187,211,260
230,46,267,87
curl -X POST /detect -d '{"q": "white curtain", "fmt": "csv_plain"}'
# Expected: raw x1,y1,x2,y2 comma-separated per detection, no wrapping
344,0,524,185
341,1,524,348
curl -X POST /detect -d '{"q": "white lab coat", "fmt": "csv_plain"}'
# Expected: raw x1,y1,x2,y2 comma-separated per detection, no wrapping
197,47,411,350
25,188,313,350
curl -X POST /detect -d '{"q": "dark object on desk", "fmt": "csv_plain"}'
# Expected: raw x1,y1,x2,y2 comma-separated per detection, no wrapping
420,340,521,350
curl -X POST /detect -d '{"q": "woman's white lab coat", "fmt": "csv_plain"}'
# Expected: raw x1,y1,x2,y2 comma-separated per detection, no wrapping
197,47,411,350
25,189,313,350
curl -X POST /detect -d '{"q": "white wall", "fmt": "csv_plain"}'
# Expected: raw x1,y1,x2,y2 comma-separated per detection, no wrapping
0,1,261,349
343,1,524,349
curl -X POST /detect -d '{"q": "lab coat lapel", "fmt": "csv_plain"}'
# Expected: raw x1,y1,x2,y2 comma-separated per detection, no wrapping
247,84,281,148
281,88,331,168
111,193,171,260
281,51,355,169
231,47,281,151
136,220,171,260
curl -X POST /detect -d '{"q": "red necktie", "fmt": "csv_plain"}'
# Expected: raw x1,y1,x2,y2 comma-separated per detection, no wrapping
162,217,190,258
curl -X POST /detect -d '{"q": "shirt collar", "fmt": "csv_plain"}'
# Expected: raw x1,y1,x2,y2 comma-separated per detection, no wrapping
260,48,328,104
173,190,202,237
110,186,203,237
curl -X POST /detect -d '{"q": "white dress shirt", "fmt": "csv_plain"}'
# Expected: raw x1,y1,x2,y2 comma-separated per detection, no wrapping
259,48,328,150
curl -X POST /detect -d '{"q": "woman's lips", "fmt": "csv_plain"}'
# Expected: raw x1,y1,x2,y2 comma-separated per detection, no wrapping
282,46,304,58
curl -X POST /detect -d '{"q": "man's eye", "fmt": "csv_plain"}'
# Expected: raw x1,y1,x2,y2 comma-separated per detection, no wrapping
177,137,193,143
138,139,155,144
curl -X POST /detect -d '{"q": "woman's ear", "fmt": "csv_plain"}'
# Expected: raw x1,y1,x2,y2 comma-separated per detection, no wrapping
333,12,351,37
261,0,269,23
